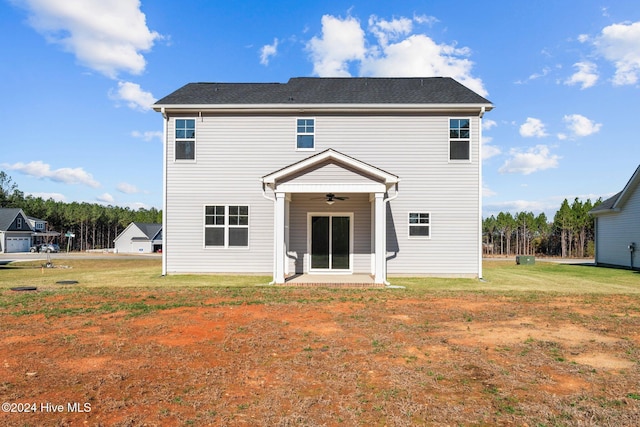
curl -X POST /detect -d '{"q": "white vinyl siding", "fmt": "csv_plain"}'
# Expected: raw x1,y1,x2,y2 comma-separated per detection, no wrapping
594,186,640,269
165,114,481,276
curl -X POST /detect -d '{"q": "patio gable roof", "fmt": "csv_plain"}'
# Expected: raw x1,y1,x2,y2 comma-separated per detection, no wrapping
262,149,399,191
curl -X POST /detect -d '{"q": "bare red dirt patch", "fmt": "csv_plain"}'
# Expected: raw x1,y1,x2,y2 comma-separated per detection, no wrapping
1,289,640,425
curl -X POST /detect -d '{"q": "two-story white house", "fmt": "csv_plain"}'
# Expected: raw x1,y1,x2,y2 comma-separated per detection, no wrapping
153,77,493,284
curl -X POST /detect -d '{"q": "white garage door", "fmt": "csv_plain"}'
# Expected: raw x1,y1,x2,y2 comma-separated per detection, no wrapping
6,237,31,253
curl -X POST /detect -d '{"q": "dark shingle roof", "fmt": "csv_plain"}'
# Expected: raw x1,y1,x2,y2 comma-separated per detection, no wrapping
0,208,23,231
134,222,162,240
589,192,621,213
155,77,492,106
589,165,640,215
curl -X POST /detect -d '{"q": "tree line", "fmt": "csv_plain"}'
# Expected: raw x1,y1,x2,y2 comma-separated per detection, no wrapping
1,171,161,251
483,197,601,258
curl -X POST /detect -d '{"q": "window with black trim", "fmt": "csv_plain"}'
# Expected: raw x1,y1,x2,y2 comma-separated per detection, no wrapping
175,119,195,160
449,118,470,161
296,118,315,150
408,212,430,238
205,205,249,247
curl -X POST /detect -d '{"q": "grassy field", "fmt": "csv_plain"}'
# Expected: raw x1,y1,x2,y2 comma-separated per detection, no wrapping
1,257,639,293
1,257,639,426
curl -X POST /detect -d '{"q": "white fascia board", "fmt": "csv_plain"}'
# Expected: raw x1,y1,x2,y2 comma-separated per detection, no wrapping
153,103,494,114
612,165,640,210
262,149,399,185
275,183,386,193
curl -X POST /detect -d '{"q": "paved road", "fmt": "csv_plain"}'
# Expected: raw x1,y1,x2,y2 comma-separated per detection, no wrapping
0,252,161,264
484,256,595,265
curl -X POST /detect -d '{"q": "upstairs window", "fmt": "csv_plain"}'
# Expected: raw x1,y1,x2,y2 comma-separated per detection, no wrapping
449,118,470,161
408,212,430,238
296,118,315,150
175,119,195,160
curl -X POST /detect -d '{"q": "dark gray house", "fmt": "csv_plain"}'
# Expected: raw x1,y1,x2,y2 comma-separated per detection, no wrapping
0,208,34,253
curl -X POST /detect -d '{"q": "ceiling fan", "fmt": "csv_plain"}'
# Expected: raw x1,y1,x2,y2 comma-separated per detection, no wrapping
313,193,349,205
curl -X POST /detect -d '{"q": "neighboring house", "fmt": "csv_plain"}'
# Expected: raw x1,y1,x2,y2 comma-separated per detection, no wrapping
0,208,34,253
589,165,640,270
27,215,61,247
153,77,493,284
114,222,162,253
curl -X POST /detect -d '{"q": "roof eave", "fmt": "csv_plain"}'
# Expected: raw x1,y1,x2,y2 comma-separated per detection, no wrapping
262,149,399,186
153,103,494,114
612,165,640,210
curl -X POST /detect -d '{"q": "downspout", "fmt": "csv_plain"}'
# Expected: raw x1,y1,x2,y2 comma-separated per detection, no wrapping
161,107,168,276
478,106,485,280
261,182,277,285
382,182,399,285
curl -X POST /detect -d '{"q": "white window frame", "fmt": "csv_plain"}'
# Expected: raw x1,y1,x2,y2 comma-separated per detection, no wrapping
449,117,471,162
175,118,196,162
408,212,430,239
296,118,315,151
204,205,249,248
16,217,23,229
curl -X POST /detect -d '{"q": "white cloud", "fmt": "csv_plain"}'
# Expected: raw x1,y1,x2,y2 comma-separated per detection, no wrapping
482,141,501,160
594,21,640,85
27,192,67,202
305,14,487,97
528,67,551,81
413,14,438,26
499,145,560,175
563,114,602,137
117,182,139,194
484,199,556,217
15,0,161,79
483,119,497,130
368,15,413,47
97,192,115,204
110,81,156,111
306,14,366,76
131,130,162,142
482,185,497,198
519,118,548,138
2,160,100,187
260,38,278,65
564,61,599,89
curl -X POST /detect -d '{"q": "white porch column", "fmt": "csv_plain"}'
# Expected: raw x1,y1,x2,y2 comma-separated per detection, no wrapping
374,192,386,284
274,192,286,284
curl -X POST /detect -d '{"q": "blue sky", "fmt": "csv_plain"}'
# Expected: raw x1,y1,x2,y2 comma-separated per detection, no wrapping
1,1,639,218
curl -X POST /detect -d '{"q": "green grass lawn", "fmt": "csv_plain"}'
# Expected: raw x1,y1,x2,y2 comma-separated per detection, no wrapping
0,257,637,294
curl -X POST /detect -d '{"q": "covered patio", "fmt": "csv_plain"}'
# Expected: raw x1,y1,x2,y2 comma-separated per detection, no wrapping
262,149,399,285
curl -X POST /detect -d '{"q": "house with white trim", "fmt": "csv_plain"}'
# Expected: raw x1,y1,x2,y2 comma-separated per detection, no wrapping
590,165,640,270
0,208,35,253
153,77,493,284
114,222,162,254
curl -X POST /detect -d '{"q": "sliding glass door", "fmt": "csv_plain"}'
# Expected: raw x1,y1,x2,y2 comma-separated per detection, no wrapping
310,215,351,271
